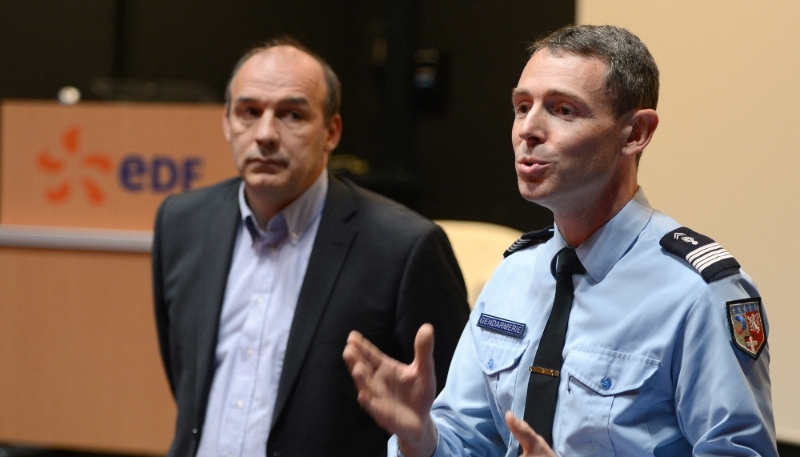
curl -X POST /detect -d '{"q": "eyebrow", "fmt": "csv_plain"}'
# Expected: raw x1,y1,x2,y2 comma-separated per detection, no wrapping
232,96,311,107
279,96,311,107
511,88,528,103
232,96,261,106
511,87,588,106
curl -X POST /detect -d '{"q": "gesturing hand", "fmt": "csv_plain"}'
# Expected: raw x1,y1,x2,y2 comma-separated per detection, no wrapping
343,324,439,457
505,411,557,457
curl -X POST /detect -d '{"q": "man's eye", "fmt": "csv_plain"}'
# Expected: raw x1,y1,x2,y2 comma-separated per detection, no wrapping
555,105,574,116
238,107,260,119
286,110,305,121
514,104,530,115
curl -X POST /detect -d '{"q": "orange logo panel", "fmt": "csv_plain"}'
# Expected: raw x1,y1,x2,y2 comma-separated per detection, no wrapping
1,100,237,230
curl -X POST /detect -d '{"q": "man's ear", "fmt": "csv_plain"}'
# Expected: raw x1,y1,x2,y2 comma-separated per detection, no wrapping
222,108,232,143
621,109,659,159
323,114,343,154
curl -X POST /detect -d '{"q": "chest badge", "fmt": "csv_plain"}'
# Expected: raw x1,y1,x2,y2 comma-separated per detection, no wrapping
726,298,766,359
477,313,527,339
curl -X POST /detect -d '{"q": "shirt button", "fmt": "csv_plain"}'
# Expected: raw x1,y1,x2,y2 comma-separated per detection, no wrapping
257,295,265,304
600,377,612,390
246,348,255,357
226,453,233,457
487,359,494,369
235,400,244,409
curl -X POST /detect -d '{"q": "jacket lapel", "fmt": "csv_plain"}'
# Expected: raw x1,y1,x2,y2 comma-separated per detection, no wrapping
271,173,358,428
193,179,241,423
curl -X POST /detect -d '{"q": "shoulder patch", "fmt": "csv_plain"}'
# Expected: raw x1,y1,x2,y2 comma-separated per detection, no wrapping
660,227,740,283
727,297,766,359
504,226,554,258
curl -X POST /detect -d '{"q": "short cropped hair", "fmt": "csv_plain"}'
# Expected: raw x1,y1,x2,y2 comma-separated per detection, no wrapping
529,25,659,118
224,36,342,123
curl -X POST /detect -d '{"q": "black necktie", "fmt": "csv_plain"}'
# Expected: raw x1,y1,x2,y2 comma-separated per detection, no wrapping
520,247,584,451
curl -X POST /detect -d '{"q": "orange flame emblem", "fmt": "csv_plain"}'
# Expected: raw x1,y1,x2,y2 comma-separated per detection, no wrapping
35,126,112,205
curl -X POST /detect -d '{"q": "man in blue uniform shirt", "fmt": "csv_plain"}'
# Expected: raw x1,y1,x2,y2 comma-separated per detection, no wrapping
343,25,776,456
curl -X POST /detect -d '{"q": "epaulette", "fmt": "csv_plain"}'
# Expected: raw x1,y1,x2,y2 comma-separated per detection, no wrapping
660,227,740,283
504,226,554,258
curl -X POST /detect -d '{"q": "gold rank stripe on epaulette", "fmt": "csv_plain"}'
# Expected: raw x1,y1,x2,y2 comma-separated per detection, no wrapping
659,227,741,283
503,226,554,258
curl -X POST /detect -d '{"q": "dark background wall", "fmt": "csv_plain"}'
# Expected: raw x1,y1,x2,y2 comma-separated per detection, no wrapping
0,0,570,232
414,1,570,229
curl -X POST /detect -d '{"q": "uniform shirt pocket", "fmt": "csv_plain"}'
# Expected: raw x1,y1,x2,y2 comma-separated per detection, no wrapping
558,345,660,456
476,332,530,414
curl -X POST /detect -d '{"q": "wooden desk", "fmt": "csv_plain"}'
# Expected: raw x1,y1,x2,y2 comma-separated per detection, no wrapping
0,228,174,455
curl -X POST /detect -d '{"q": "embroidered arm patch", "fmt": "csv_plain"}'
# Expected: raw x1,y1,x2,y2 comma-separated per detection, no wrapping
504,226,555,258
727,297,766,359
659,227,740,282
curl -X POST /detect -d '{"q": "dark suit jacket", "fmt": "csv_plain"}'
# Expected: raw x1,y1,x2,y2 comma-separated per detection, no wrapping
152,173,470,457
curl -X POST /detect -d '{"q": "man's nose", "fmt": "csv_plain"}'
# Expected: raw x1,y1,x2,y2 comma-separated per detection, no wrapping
255,112,280,151
517,106,546,144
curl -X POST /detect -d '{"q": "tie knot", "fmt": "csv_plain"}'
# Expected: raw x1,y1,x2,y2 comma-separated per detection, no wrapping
555,248,584,276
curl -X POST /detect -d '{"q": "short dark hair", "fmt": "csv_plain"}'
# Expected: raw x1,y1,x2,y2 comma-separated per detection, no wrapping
224,36,341,123
529,25,659,118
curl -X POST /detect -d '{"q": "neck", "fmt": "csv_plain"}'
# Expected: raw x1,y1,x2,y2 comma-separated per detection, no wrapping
244,183,296,230
553,179,638,247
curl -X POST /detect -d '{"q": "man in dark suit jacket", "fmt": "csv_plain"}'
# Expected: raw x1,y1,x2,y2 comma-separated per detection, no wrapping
152,38,469,457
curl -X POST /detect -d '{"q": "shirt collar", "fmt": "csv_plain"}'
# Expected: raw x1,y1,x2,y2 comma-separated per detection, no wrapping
238,171,328,247
552,188,654,283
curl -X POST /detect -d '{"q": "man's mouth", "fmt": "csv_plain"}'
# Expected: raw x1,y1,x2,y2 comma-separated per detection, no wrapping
247,156,288,170
516,157,549,177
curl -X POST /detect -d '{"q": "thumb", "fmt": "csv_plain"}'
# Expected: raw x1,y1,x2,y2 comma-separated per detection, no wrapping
505,411,555,457
413,324,435,370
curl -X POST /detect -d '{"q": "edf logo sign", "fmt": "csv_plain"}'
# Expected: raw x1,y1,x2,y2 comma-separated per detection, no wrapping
2,101,235,230
119,155,203,193
36,126,205,206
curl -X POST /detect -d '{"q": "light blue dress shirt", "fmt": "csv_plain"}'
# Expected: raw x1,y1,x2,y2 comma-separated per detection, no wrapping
197,172,327,457
391,189,776,456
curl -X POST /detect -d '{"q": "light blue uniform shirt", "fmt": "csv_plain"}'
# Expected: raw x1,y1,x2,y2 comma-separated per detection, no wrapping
394,189,776,456
197,172,327,457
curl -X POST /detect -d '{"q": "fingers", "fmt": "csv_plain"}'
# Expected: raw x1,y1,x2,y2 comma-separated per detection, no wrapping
505,411,532,448
343,331,385,393
505,411,555,457
343,331,408,434
413,324,435,374
342,331,365,371
345,330,389,370
343,326,439,441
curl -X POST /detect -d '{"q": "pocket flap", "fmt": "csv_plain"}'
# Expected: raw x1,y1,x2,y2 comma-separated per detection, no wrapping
562,345,660,396
476,333,530,376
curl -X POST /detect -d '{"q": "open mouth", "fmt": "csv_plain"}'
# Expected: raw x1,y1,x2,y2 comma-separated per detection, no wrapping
516,158,549,177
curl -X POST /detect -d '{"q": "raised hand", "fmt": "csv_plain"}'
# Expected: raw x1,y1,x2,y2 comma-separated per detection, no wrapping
505,411,556,457
343,324,439,457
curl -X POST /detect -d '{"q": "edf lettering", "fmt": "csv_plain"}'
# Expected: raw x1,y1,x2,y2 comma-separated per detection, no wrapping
119,155,203,192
